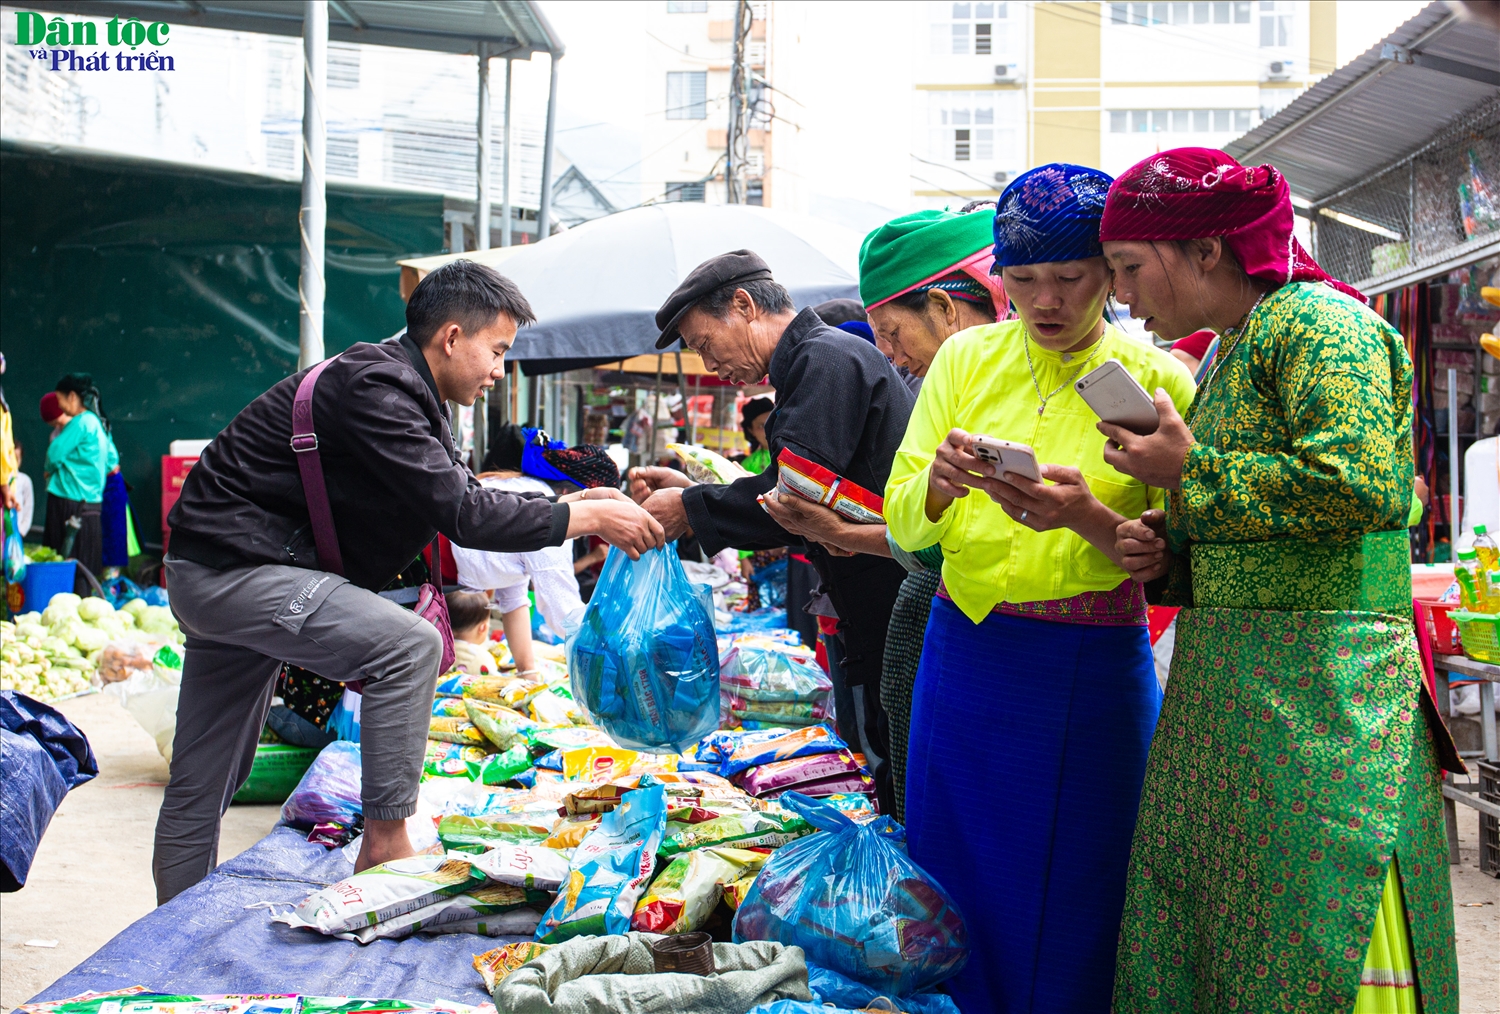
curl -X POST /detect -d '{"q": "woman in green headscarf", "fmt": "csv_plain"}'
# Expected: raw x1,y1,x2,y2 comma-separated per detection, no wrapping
761,204,1000,820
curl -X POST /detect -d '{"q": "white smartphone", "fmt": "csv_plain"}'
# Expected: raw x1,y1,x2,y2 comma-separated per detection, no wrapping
1075,358,1160,435
970,436,1042,483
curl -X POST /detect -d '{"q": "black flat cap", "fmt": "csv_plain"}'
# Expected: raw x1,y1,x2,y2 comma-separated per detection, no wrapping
655,249,774,349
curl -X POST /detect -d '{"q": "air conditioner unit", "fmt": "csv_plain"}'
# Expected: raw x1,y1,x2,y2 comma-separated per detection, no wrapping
994,171,1010,186
1262,59,1293,81
994,63,1024,85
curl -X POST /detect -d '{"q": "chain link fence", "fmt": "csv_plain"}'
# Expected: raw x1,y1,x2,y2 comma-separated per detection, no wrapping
1312,95,1500,292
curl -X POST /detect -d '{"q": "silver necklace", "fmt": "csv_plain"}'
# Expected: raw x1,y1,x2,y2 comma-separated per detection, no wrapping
1185,291,1268,429
1023,328,1104,416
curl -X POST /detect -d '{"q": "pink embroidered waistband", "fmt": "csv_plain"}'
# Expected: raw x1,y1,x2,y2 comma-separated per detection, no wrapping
937,578,1148,627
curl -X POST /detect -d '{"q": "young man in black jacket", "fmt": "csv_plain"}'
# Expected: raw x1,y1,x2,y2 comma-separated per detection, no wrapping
630,251,913,815
157,260,662,903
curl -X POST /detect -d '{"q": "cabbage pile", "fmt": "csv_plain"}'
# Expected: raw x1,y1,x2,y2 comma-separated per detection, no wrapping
0,593,181,702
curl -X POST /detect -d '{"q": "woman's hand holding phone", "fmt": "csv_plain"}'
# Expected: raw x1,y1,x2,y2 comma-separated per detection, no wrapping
1115,508,1171,583
926,428,1002,522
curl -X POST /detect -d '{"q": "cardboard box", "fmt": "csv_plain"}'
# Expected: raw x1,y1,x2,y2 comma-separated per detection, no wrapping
161,455,199,550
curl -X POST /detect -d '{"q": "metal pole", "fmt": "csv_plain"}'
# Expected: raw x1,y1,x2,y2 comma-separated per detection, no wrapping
675,352,691,445
500,57,513,247
298,0,327,369
475,42,491,251
1449,367,1462,540
536,54,560,242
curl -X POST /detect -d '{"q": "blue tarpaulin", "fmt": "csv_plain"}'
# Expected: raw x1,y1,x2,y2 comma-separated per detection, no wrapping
1,690,98,892
29,827,515,1005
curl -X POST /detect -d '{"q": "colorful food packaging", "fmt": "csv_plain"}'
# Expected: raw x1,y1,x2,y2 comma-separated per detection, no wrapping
774,448,885,524
473,941,552,992
529,688,585,726
719,643,831,703
475,743,533,786
428,717,491,747
631,846,768,934
437,813,551,852
709,723,849,778
524,726,618,754
471,842,573,891
722,693,832,727
431,697,469,719
541,813,602,850
732,791,969,995
341,881,549,943
695,727,793,769
560,746,680,783
758,771,875,800
463,698,535,751
464,674,544,710
535,783,668,943
426,908,542,938
665,442,753,485
422,740,491,780
657,806,814,858
723,870,760,911
274,854,485,935
806,792,878,821
737,748,863,797
434,671,489,698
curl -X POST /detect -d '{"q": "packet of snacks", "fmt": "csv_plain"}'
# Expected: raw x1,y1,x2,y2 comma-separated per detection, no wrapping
666,443,753,485
474,941,552,993
772,448,884,524
274,854,484,934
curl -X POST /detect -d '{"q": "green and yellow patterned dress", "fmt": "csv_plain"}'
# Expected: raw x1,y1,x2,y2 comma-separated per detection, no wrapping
1113,282,1463,1014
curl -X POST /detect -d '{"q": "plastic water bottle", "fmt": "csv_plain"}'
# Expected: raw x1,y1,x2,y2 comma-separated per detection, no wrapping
1474,524,1499,574
1456,550,1488,611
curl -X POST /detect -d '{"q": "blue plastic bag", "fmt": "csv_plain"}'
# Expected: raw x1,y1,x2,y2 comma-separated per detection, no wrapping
280,740,361,828
568,546,719,753
0,691,97,891
3,508,25,584
733,791,969,997
535,782,667,943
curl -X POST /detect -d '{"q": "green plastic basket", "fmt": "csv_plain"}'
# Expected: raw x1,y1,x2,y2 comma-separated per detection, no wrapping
1451,611,1500,664
232,743,320,804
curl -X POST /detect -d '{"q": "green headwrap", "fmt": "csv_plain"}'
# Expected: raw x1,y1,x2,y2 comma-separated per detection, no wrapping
858,209,997,310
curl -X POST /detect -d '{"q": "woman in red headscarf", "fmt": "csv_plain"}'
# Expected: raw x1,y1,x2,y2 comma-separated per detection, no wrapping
1096,149,1461,1014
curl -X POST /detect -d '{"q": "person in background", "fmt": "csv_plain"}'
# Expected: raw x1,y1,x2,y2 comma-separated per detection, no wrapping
763,205,1002,823
11,443,34,539
1101,147,1460,1014
0,354,17,519
882,165,1195,1013
453,423,604,679
1168,327,1217,381
739,397,775,475
444,590,498,676
43,373,118,590
629,250,914,816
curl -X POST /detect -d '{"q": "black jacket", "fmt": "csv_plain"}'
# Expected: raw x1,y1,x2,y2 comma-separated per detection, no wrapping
167,335,569,591
682,308,914,686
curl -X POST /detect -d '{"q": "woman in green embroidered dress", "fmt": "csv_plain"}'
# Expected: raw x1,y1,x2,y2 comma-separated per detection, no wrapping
1098,148,1462,1014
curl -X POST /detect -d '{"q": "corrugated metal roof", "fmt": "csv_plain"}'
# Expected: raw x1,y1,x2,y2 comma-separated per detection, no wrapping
1225,2,1497,203
22,0,563,57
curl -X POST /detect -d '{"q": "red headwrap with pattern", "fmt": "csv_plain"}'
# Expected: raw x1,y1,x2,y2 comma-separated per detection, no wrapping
1099,147,1365,302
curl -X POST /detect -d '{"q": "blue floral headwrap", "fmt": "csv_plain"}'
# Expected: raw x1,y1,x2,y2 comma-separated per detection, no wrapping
992,163,1114,268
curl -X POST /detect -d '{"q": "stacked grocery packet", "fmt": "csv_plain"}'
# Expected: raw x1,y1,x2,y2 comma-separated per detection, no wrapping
718,634,834,730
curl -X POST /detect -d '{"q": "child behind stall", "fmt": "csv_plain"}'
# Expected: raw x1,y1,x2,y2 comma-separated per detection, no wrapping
445,590,497,676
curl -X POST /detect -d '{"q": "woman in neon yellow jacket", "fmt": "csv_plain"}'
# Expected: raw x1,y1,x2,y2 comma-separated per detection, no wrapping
883,164,1194,1013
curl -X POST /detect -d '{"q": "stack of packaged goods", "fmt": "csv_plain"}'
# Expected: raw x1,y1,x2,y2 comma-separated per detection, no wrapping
698,725,877,812
718,636,833,730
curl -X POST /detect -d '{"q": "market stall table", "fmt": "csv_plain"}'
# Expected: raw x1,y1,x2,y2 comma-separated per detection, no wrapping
26,827,509,1006
1433,653,1500,865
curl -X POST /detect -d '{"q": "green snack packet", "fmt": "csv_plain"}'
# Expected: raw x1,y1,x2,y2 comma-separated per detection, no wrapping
437,813,551,853
422,739,490,779
657,807,814,857
464,698,536,750
477,743,533,785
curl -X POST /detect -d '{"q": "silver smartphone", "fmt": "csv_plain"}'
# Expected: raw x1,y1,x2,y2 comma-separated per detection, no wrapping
970,436,1042,483
1075,359,1160,435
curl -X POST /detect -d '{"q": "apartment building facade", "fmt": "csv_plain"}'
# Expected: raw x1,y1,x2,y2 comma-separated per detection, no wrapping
910,0,1338,207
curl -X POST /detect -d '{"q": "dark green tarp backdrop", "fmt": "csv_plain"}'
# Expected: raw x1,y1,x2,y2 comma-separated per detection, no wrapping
2,140,445,544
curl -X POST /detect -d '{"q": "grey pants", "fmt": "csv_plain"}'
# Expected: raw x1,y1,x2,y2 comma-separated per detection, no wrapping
155,556,442,904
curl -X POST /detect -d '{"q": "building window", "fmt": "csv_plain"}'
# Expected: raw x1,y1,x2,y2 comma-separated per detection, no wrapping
327,134,359,178
929,90,1013,163
328,43,360,89
666,71,707,120
1260,0,1291,45
746,179,764,206
1109,108,1256,133
1112,1,1248,25
954,129,971,160
666,181,706,202
666,1,708,11
933,1,1007,56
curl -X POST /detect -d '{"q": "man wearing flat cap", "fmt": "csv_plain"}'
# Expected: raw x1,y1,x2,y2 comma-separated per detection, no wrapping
629,250,913,814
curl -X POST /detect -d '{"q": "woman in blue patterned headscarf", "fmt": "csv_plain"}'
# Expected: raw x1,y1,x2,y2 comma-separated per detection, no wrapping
884,164,1198,1013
